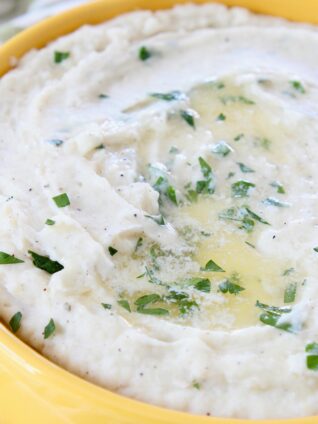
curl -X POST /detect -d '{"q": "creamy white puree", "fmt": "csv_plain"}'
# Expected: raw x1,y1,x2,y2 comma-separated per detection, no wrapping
1,3,318,419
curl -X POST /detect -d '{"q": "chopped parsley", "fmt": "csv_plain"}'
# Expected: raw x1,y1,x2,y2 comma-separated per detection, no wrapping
54,51,70,63
314,247,318,253
52,193,70,208
45,219,55,226
0,251,24,264
108,246,118,256
259,137,271,150
43,318,56,339
98,94,109,99
195,157,215,195
216,113,226,121
193,381,201,390
150,91,185,101
219,279,244,295
306,343,318,371
237,162,254,173
201,259,225,273
139,46,152,61
117,299,131,312
150,166,178,206
28,250,64,274
211,141,232,157
219,206,269,232
180,109,196,128
187,277,211,293
283,267,294,276
101,303,112,310
234,133,244,142
137,307,169,316
256,300,294,332
165,289,198,315
263,197,289,207
145,214,166,226
290,80,306,94
270,181,285,194
231,180,255,198
135,237,143,252
220,95,255,105
9,311,22,333
135,294,161,307
284,282,297,304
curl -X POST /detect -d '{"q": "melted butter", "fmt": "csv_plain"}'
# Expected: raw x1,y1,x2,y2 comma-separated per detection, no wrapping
181,198,292,330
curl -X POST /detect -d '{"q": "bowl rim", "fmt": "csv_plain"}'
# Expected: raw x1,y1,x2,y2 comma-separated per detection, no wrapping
0,0,317,422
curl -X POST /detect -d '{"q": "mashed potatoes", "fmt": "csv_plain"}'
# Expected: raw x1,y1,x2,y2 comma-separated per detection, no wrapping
1,3,318,419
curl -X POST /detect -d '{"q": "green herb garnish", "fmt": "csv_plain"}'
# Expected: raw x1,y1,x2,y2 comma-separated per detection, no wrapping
314,247,318,253
137,307,169,316
135,237,143,252
290,80,306,94
216,113,226,121
145,214,166,226
187,278,211,293
220,95,255,105
9,312,22,333
193,381,201,390
263,197,289,207
150,91,185,101
283,268,294,276
237,162,254,173
139,46,152,61
219,279,244,295
284,283,297,304
201,259,225,273
52,193,70,208
45,219,55,226
256,300,294,332
118,299,131,312
134,294,161,307
28,250,64,274
194,157,215,195
180,109,195,128
54,51,70,63
231,180,255,198
0,252,24,264
211,141,232,157
43,318,56,339
234,133,244,141
98,94,109,99
270,181,285,194
108,246,118,256
101,303,112,310
219,206,269,232
306,342,318,371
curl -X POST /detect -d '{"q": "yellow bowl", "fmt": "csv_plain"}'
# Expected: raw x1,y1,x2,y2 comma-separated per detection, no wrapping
0,1,318,423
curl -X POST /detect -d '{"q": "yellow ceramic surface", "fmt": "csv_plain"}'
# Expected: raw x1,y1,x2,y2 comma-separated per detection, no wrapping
0,1,318,423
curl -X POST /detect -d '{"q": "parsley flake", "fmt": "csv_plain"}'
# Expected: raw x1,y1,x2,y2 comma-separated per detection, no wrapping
45,219,55,226
9,312,22,333
231,180,255,198
108,246,118,256
211,141,232,157
43,318,56,339
118,299,131,312
237,162,254,173
180,109,196,128
54,51,70,63
101,303,112,310
139,46,152,61
201,259,225,273
219,279,244,295
28,250,64,274
0,251,24,264
52,193,70,208
216,113,226,121
290,80,306,94
150,91,185,101
284,283,297,304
